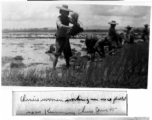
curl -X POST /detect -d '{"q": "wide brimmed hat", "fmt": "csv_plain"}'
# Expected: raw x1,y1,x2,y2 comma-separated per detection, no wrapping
144,24,149,26
56,5,73,12
108,20,118,25
126,25,132,29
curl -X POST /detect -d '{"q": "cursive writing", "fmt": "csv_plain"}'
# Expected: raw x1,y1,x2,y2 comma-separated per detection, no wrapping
41,98,63,102
113,96,127,104
95,107,117,114
26,110,41,115
65,95,90,104
15,92,127,115
20,94,126,104
78,106,94,114
20,94,39,102
45,108,75,115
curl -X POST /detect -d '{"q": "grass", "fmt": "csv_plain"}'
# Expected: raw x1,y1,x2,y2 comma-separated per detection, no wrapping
2,42,149,88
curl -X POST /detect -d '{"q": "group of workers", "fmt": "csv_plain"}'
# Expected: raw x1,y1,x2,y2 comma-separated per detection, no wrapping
85,21,149,60
46,5,150,70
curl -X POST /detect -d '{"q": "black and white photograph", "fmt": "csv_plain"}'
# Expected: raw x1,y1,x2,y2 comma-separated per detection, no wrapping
2,2,150,88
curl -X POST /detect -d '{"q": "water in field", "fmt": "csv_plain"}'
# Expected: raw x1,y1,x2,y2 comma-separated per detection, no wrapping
2,32,149,88
2,31,145,74
2,37,87,73
2,31,108,77
2,31,106,69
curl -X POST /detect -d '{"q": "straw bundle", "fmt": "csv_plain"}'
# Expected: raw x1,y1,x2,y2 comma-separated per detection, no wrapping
66,12,83,36
70,12,79,24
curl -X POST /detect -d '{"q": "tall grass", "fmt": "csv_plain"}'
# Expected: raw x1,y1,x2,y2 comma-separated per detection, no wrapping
2,42,148,88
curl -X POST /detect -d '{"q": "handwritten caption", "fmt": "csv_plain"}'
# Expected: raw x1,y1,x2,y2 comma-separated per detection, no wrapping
13,91,127,115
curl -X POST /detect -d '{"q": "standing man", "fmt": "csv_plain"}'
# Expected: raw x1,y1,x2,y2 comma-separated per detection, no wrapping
108,20,119,50
142,24,150,42
125,25,135,44
53,5,74,69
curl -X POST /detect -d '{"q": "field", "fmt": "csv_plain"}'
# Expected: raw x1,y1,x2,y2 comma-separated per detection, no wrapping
2,32,149,88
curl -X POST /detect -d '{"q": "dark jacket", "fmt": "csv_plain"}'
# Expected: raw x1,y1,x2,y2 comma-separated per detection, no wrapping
108,27,117,38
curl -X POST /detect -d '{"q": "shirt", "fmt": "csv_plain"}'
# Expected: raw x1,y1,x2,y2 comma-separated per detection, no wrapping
126,28,135,37
143,28,149,35
108,27,117,38
56,15,73,38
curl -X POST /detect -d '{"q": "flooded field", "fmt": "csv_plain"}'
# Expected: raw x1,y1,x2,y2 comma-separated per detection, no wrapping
2,32,107,72
2,32,148,88
2,31,107,38
2,37,87,71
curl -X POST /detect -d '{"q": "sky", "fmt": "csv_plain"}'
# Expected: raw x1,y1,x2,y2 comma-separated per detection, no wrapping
2,2,151,29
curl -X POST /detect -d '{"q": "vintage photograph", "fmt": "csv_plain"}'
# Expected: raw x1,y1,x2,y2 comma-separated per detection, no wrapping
2,2,150,88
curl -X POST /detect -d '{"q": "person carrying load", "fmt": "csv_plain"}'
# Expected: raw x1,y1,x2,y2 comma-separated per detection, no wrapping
46,5,83,70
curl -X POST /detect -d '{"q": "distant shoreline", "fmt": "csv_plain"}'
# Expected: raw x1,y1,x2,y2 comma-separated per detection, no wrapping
2,29,109,33
2,27,144,34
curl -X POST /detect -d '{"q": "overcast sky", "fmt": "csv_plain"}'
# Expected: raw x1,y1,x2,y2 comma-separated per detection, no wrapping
2,2,151,29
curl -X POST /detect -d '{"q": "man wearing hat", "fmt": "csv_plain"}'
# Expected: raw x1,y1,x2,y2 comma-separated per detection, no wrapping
108,20,119,50
142,24,149,42
52,5,74,70
125,25,135,44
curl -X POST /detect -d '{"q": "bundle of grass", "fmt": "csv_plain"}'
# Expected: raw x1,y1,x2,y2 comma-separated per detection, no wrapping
80,40,85,43
2,57,14,66
14,56,24,60
71,12,79,23
66,12,84,37
10,62,25,68
81,55,91,60
71,48,77,53
45,44,55,54
10,62,18,68
81,47,87,51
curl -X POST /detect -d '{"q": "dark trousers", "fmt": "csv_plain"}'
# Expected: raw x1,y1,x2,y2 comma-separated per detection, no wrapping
55,37,72,59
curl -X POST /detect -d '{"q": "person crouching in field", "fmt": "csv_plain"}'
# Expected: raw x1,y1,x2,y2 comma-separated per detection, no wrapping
142,24,150,42
85,34,112,61
53,5,74,70
125,25,135,44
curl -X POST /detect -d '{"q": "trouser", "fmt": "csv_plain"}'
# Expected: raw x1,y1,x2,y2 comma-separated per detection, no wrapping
130,35,134,44
143,35,149,42
55,37,72,59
